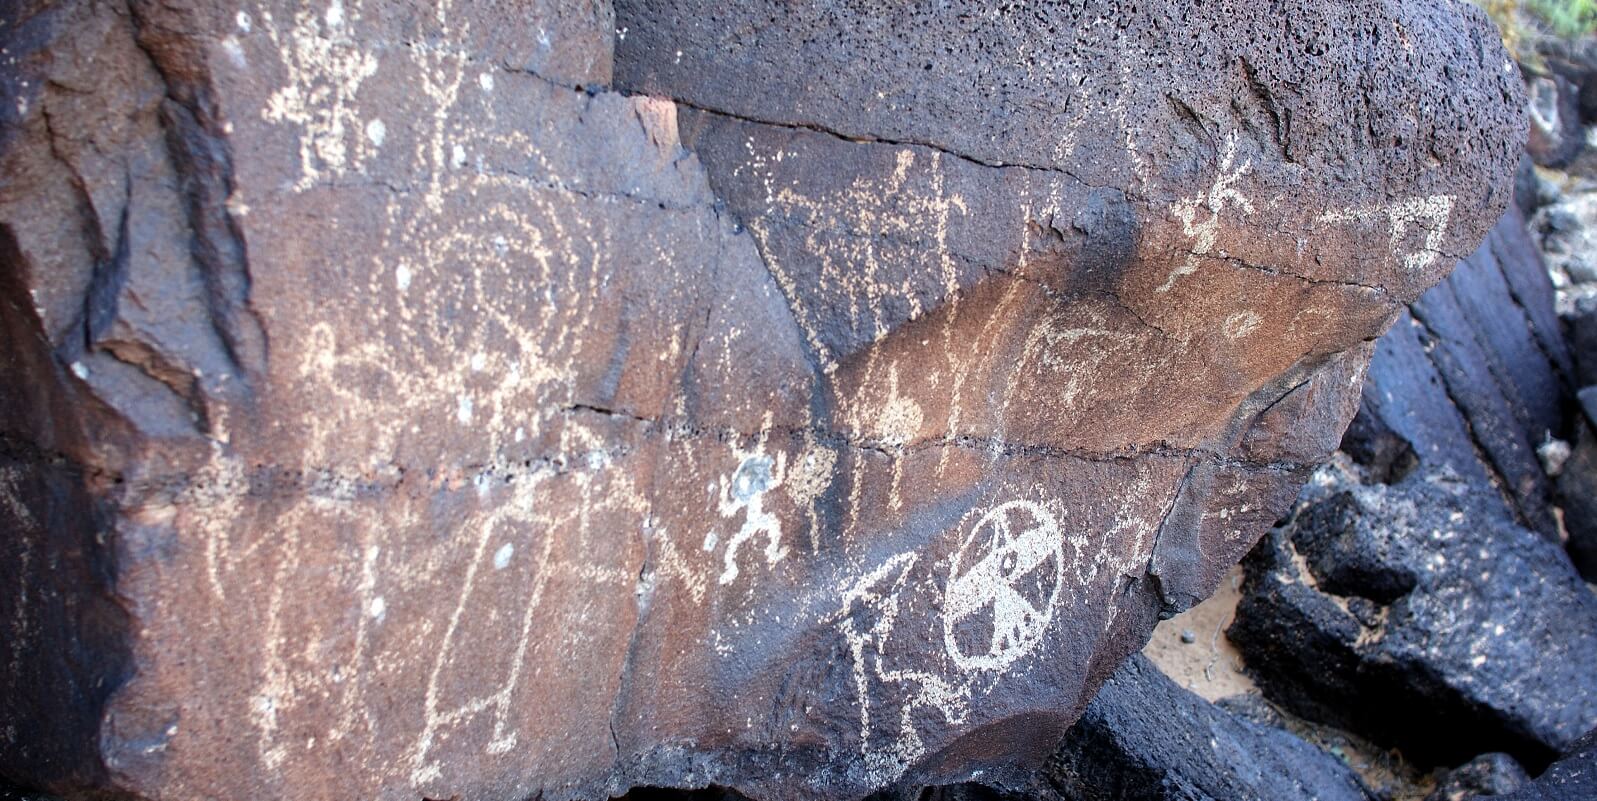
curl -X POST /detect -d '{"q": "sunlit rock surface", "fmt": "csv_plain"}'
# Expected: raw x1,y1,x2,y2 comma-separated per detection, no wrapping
0,1,1522,799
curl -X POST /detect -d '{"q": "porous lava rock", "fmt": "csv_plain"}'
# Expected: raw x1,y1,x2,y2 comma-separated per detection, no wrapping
1025,655,1371,801
1231,469,1597,771
0,1,1522,800
1560,387,1597,581
1424,753,1530,801
1488,730,1597,801
1229,195,1596,776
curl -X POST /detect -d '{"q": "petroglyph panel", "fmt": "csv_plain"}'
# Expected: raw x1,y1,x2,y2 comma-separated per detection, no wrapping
0,1,1522,800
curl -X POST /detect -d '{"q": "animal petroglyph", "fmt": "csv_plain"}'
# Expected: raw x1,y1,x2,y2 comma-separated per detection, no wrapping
835,552,971,786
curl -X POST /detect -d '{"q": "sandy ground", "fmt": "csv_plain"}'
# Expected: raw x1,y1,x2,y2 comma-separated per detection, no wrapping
1141,564,1437,799
1144,566,1255,701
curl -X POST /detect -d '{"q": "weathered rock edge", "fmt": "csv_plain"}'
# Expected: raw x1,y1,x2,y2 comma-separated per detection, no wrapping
0,2,1522,800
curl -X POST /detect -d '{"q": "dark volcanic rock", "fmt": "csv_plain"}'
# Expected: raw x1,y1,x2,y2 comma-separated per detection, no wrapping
1356,208,1575,539
1560,388,1597,581
1489,730,1597,801
1526,73,1585,168
1026,655,1371,801
1424,753,1530,801
0,2,1522,800
1569,298,1597,386
1229,469,1597,770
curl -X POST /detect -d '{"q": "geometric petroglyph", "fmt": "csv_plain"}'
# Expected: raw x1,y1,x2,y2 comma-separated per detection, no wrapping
1320,194,1457,274
943,501,1066,673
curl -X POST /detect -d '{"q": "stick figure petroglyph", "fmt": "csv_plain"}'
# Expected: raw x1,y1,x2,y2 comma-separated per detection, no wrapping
1157,132,1255,293
716,444,790,586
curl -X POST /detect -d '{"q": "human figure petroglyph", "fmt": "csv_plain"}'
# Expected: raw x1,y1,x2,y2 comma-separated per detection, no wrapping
1157,132,1255,294
746,147,969,374
716,442,790,586
831,496,1085,785
259,0,382,192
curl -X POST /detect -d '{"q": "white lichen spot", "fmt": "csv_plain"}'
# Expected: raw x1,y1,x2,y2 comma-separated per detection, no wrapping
225,189,250,217
237,11,253,32
456,394,473,424
368,596,386,621
451,144,467,169
222,36,247,68
325,0,345,28
365,117,385,147
69,361,88,379
514,427,526,443
395,264,412,291
479,72,494,92
493,542,514,570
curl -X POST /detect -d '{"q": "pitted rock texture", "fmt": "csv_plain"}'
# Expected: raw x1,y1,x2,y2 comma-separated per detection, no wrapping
1231,469,1597,770
1026,655,1372,801
1489,730,1597,801
1228,207,1596,772
0,2,1521,800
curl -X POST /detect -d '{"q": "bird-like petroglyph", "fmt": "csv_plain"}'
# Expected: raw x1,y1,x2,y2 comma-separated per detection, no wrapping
944,500,1067,673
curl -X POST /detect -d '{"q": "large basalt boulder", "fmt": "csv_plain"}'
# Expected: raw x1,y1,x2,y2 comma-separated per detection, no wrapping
1230,466,1597,771
0,1,1522,800
1352,208,1576,539
1025,655,1371,801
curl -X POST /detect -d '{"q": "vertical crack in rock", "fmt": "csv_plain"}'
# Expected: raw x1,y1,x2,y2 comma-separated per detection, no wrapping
127,0,268,392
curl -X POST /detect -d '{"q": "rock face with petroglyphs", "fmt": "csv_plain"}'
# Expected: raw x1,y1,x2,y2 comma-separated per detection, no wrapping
0,1,1522,800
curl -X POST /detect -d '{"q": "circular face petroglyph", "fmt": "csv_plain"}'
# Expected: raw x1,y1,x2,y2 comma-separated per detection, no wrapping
943,500,1066,672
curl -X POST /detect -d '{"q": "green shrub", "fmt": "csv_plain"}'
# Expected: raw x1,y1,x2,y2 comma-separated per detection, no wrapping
1472,0,1596,65
1528,0,1597,37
